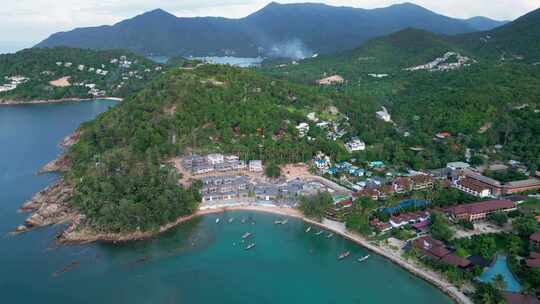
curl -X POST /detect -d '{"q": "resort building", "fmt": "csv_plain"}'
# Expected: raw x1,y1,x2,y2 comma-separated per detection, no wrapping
389,211,430,228
457,169,540,196
454,177,492,198
412,236,471,268
444,199,517,222
316,75,344,85
296,123,310,138
207,153,224,165
370,218,392,232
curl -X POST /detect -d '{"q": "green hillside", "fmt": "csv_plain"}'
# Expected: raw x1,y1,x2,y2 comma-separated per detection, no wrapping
0,47,165,102
66,64,352,232
261,25,540,170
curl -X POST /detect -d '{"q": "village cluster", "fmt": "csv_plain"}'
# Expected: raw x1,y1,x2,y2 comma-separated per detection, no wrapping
0,75,29,93
405,51,474,72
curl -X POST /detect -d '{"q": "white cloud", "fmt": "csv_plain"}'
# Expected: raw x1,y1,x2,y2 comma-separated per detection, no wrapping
0,0,539,53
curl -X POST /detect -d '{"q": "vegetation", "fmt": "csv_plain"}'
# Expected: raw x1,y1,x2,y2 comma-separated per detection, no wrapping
484,169,529,183
345,197,377,235
298,192,333,221
473,283,505,304
0,47,165,102
264,162,282,178
488,212,508,227
429,211,454,242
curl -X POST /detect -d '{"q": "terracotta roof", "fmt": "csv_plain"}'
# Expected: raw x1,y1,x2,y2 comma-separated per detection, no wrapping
391,211,430,225
411,174,433,184
445,200,515,217
526,259,540,268
504,292,540,304
413,236,450,259
530,232,540,243
457,177,490,192
441,254,471,268
530,252,540,259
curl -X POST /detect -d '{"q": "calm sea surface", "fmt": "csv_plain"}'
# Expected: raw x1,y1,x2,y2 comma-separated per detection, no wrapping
0,100,453,303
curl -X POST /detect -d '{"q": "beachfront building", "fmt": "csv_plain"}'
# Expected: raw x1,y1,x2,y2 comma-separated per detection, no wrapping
207,153,224,165
370,218,393,232
201,175,251,203
445,199,517,222
412,236,471,269
345,137,366,153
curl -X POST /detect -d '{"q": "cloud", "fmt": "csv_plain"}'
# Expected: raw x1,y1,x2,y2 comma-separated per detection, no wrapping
0,0,539,53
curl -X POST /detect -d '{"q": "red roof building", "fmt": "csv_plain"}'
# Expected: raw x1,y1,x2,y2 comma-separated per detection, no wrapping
531,232,540,243
445,200,516,221
504,292,540,304
413,236,471,268
370,218,392,232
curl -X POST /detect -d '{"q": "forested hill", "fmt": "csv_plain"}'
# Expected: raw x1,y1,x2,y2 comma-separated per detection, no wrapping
35,2,504,58
66,64,355,232
0,47,165,102
457,6,540,62
261,24,540,171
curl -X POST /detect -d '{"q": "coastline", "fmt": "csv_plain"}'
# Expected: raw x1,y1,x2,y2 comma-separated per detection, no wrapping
60,204,471,304
0,97,123,106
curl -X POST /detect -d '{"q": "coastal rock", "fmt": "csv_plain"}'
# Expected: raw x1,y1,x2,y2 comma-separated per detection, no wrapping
60,130,81,148
38,154,72,174
19,179,76,229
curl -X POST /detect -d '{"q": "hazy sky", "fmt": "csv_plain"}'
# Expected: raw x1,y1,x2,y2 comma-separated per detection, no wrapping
1,0,540,53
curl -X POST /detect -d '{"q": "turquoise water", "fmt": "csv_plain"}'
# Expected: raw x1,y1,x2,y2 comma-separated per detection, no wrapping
0,100,453,303
478,255,522,292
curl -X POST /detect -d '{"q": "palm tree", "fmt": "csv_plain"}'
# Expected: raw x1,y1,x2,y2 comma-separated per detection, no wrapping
493,274,506,292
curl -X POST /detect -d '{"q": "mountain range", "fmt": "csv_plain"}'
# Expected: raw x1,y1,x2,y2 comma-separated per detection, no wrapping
35,2,507,58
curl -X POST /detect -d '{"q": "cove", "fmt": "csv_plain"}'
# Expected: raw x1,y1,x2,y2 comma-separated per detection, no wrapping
0,100,453,303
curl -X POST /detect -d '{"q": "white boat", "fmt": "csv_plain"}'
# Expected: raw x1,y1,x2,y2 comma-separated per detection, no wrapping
242,232,252,239
357,255,370,262
215,218,220,224
338,251,351,260
282,219,288,225
274,219,283,224
315,231,324,236
326,233,334,238
305,226,312,233
228,218,234,223
245,243,256,250
241,218,246,224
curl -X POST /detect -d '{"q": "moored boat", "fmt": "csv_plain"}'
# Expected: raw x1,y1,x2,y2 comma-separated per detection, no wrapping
228,218,234,223
245,243,256,250
305,226,312,233
315,230,324,236
358,255,370,262
216,218,220,224
326,233,334,238
242,232,252,239
338,251,351,260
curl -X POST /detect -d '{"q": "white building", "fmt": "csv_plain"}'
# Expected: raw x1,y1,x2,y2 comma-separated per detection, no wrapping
345,138,366,153
376,106,392,122
296,123,310,138
307,112,319,122
249,160,263,172
207,153,224,165
78,65,85,71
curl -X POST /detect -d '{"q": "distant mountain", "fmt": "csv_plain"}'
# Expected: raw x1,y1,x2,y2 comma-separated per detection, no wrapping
464,17,509,31
35,2,504,58
459,7,540,62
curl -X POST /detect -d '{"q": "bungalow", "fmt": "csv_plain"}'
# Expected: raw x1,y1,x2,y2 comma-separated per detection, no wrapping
413,236,471,268
411,175,434,190
376,107,391,122
445,199,516,221
370,218,392,233
436,131,450,139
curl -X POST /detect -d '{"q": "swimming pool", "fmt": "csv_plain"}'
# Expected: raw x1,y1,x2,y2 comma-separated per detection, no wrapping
478,255,522,292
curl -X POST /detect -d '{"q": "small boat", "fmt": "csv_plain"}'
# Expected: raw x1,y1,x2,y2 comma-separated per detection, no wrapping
338,251,351,260
281,219,288,225
228,218,234,223
274,220,283,225
357,255,370,262
245,243,256,250
215,218,220,224
305,226,312,233
326,233,334,238
242,232,252,239
315,231,324,236
241,218,246,224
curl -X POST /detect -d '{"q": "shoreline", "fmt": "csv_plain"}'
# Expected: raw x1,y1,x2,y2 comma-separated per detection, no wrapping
0,97,123,106
60,204,470,304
